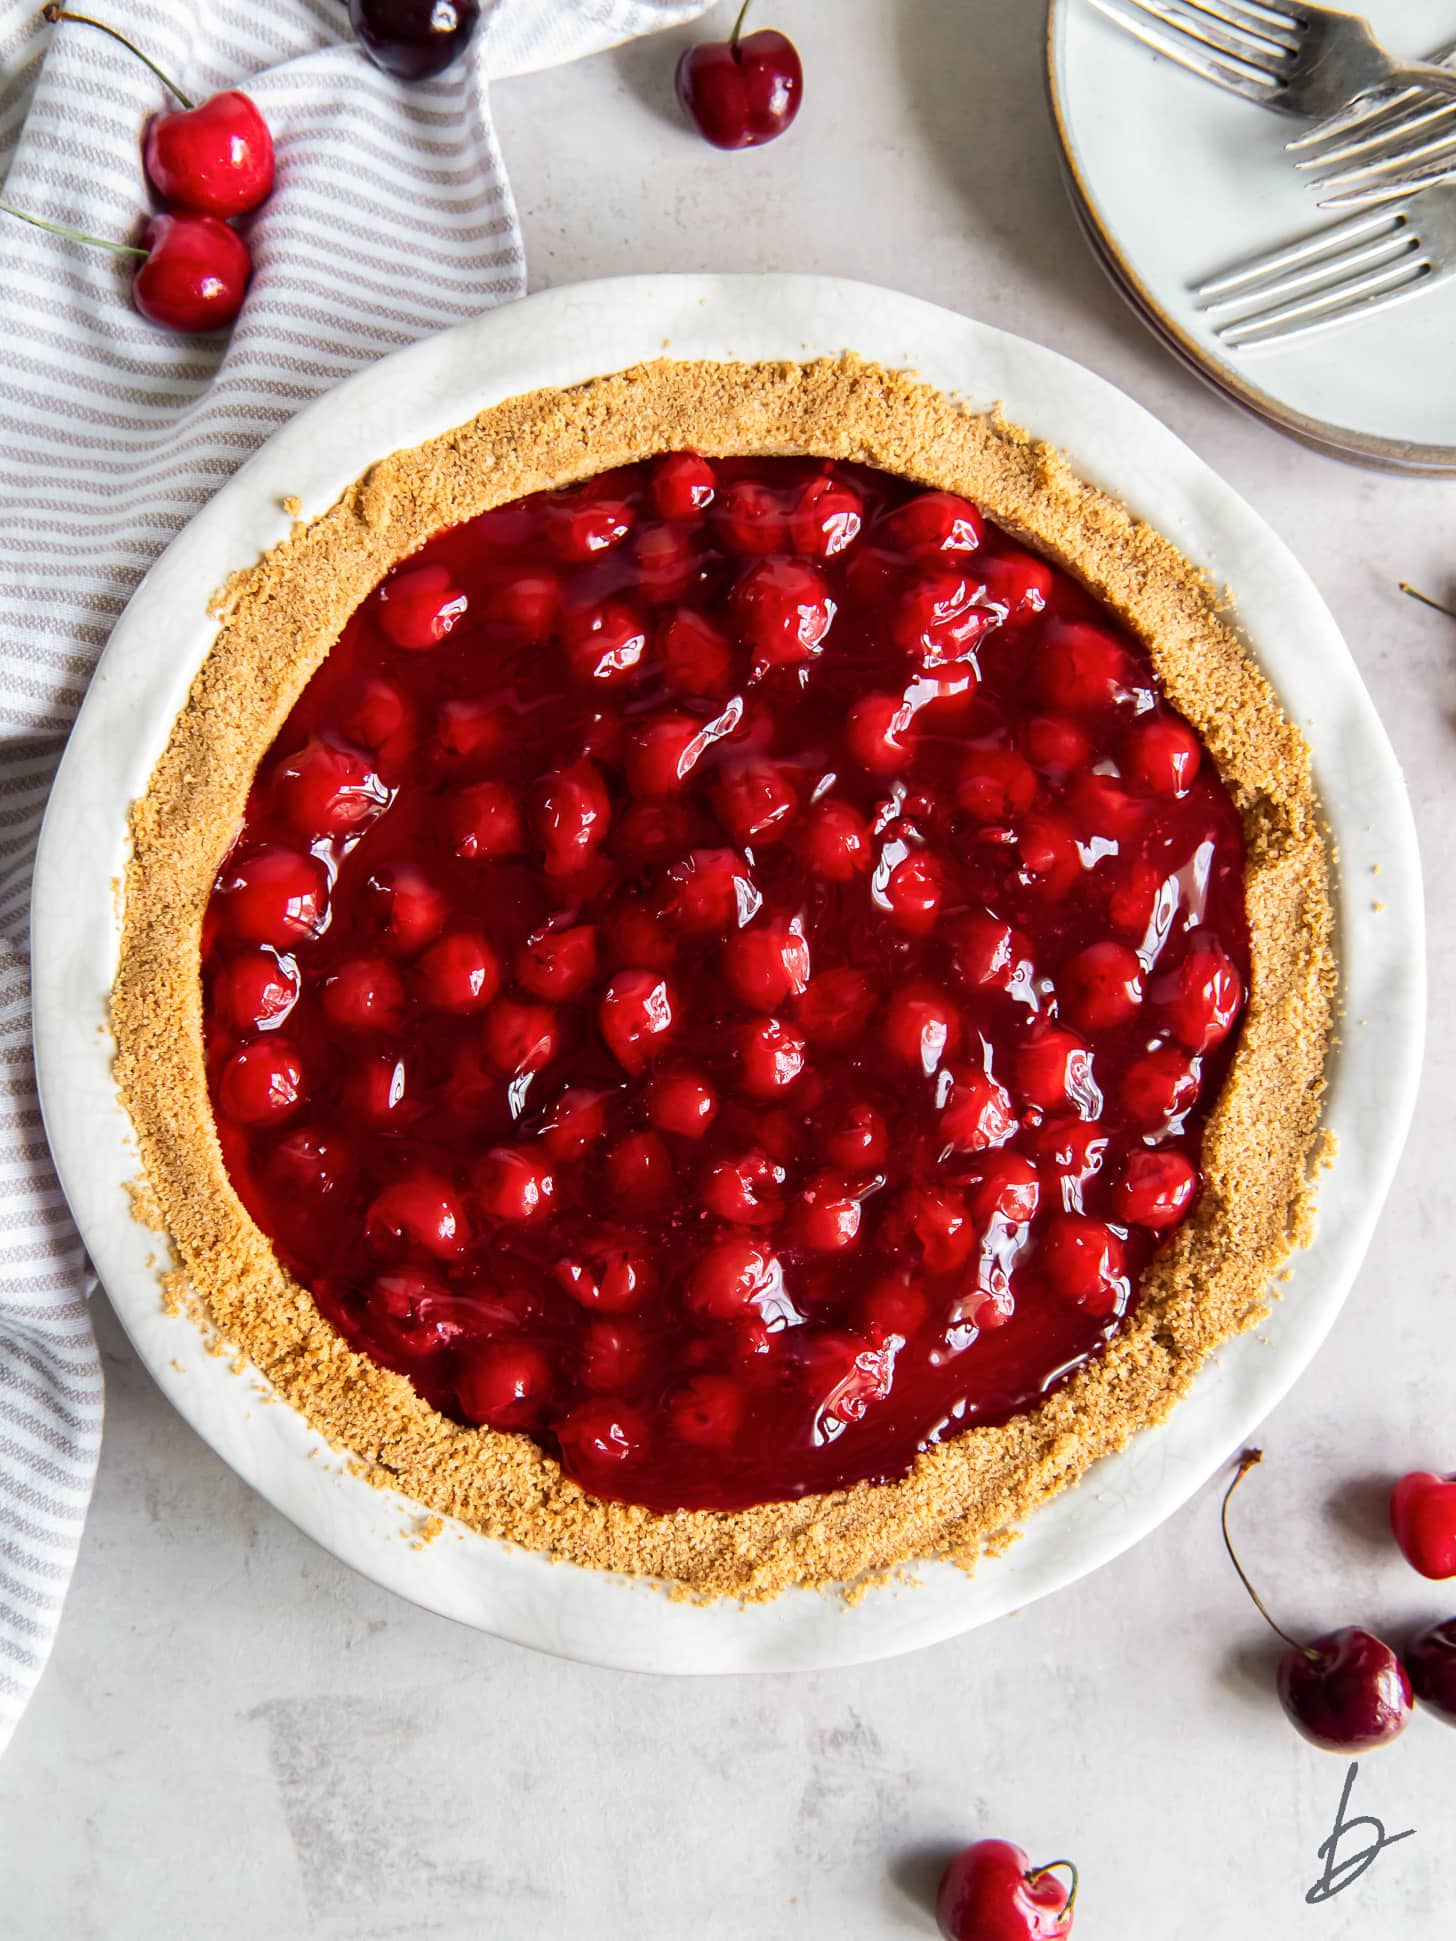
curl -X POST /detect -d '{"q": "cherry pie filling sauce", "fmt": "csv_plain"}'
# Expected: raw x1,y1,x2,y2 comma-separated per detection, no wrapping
200,455,1249,1514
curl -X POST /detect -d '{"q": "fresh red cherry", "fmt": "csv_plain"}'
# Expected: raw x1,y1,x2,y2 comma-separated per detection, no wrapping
349,0,481,79
1222,1450,1412,1752
675,2,803,151
1407,1619,1456,1726
376,563,468,650
218,1041,304,1126
44,8,274,216
1390,1471,1456,1580
130,213,251,332
935,1840,1076,1941
144,91,274,217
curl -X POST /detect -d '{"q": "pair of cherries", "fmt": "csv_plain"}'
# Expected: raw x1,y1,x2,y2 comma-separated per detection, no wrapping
0,6,276,332
8,3,482,333
1223,1451,1456,1753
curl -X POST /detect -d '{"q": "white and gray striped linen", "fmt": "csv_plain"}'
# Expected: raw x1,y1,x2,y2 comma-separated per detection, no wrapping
0,0,706,1755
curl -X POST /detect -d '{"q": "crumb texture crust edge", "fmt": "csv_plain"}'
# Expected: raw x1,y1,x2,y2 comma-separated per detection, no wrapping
112,357,1335,1601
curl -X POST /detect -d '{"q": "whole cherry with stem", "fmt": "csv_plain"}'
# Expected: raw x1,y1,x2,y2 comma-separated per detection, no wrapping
43,5,274,218
676,0,803,150
1390,1469,1456,1580
1222,1449,1412,1753
0,201,250,333
936,1840,1077,1941
348,0,482,81
1407,1618,1456,1727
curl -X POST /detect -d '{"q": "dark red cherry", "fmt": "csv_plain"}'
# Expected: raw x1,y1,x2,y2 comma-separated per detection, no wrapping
1406,1619,1456,1727
675,5,803,151
1222,1451,1412,1753
348,0,481,79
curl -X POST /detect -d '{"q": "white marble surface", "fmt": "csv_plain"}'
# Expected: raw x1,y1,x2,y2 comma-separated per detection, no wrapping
3,3,1453,1934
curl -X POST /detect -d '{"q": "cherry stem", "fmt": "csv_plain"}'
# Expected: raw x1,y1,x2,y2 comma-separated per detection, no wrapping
1027,1859,1079,1923
41,5,194,108
0,198,146,258
1221,1449,1319,1664
1400,581,1456,622
729,0,753,49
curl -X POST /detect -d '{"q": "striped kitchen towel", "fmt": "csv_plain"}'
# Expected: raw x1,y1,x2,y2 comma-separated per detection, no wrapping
0,0,707,1756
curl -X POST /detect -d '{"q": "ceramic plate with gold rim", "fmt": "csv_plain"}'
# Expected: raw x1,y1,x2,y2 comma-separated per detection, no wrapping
1047,0,1456,475
32,275,1422,1671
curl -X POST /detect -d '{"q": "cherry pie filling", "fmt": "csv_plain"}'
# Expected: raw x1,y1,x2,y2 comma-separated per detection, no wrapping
200,454,1249,1513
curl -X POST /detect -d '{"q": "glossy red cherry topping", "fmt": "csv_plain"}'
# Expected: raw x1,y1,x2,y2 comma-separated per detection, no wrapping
202,452,1248,1511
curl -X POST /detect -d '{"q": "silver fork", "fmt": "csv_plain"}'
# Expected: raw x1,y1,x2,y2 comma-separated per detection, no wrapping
1087,0,1456,116
1190,185,1456,346
1289,40,1456,204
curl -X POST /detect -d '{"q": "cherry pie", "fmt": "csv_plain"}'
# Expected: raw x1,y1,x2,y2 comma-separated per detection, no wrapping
114,358,1333,1596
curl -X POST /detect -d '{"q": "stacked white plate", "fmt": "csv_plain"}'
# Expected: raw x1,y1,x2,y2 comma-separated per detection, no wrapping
1047,0,1456,473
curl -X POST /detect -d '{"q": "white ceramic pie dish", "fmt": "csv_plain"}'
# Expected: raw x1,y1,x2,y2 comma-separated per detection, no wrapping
31,272,1423,1673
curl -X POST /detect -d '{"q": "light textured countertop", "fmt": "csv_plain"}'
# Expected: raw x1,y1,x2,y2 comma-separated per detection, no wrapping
3,5,1452,1935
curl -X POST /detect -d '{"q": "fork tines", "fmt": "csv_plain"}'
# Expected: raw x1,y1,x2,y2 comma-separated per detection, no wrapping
1192,207,1433,346
1086,0,1289,97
